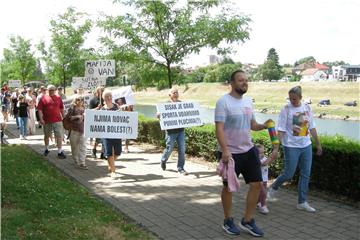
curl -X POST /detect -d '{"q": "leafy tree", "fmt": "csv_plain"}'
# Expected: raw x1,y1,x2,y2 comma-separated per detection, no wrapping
259,48,283,80
217,63,242,82
220,56,235,65
38,7,91,92
1,36,37,84
31,60,45,81
126,61,169,90
203,67,219,83
99,0,251,89
294,56,316,66
184,66,209,83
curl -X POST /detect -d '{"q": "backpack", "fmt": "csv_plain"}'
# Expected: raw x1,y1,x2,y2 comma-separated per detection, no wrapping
62,108,73,131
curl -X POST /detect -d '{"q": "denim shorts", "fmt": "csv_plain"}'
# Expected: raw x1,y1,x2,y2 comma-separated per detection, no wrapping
217,146,262,184
103,138,122,157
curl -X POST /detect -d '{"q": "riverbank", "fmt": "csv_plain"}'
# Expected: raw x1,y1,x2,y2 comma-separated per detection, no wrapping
133,82,359,121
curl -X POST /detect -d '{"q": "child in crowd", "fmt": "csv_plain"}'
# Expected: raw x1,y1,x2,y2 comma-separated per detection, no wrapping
256,144,275,214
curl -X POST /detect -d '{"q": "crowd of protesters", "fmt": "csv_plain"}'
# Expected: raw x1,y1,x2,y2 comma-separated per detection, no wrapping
1,69,323,238
0,83,136,177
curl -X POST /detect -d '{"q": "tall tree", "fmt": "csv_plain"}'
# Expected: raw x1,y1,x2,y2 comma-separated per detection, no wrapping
1,36,37,84
38,7,91,92
294,56,316,66
220,56,235,65
260,48,283,81
99,0,251,88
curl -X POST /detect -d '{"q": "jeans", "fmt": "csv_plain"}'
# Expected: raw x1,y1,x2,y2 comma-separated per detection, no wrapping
161,130,185,171
271,145,313,204
19,117,28,137
15,114,20,127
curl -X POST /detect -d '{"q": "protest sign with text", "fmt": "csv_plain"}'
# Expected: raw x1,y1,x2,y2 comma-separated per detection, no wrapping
84,109,138,139
71,76,106,90
8,80,21,88
85,60,115,77
156,101,203,130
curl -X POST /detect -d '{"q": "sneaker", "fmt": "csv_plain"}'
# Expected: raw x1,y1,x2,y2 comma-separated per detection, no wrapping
92,148,97,158
57,151,66,159
44,149,50,156
77,164,88,170
297,202,316,212
267,186,277,202
257,204,269,214
124,148,129,154
222,217,240,235
110,172,117,178
239,218,264,237
178,169,188,175
161,161,166,171
23,136,27,140
100,153,107,160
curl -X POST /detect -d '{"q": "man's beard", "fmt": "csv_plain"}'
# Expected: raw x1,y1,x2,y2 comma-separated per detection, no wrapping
235,87,247,95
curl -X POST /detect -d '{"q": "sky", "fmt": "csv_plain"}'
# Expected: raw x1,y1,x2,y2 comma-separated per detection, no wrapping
1,0,359,67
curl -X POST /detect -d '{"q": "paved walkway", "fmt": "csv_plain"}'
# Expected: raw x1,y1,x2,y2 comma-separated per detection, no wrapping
3,119,360,240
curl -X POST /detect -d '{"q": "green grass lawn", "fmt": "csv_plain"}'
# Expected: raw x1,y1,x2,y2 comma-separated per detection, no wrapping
1,145,156,240
133,82,360,121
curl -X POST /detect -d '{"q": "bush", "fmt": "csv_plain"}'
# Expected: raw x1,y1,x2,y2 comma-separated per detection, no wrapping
309,135,360,200
137,115,360,200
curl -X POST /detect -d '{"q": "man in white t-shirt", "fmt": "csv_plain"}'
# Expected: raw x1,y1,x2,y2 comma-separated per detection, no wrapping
215,70,278,237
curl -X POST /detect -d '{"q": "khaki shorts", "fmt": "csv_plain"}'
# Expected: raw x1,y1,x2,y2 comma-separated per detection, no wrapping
43,122,63,138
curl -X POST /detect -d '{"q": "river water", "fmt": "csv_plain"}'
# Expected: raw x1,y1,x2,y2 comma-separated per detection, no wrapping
135,104,360,142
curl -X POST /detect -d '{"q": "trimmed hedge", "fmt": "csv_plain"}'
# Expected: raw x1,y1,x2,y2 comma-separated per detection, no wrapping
137,115,360,200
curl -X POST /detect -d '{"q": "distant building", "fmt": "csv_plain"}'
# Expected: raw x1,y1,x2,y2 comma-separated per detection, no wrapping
332,65,360,81
181,67,194,75
300,68,327,82
242,63,258,73
209,55,221,64
293,62,315,75
293,62,330,76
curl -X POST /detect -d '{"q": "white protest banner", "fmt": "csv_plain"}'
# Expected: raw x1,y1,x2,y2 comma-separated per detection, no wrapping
71,76,106,90
8,80,21,88
84,109,138,139
156,101,203,130
112,86,135,106
85,60,115,77
71,77,83,90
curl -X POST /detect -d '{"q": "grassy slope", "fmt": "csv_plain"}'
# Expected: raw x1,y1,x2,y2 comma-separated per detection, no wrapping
1,145,156,240
133,82,360,121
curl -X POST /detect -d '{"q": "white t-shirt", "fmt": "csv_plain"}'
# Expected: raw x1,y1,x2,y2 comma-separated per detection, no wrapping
277,103,315,148
215,94,255,154
260,156,268,182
